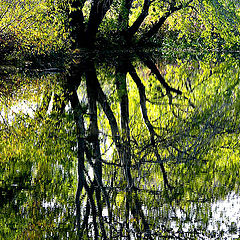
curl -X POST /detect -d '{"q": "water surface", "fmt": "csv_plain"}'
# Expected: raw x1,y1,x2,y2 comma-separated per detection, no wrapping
1,51,240,239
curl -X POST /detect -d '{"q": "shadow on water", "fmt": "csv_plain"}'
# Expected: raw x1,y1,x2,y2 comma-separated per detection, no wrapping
1,50,240,239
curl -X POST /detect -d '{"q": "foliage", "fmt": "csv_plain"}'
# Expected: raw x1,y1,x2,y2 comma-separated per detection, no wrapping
166,0,240,50
1,0,239,56
0,0,69,58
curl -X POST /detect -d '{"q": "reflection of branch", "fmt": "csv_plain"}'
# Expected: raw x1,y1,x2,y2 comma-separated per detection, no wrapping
94,74,121,147
84,145,112,238
131,188,153,239
66,70,86,236
80,200,90,237
86,65,112,238
128,64,155,139
140,54,185,108
115,63,133,188
141,56,182,95
134,186,162,194
101,159,122,167
69,90,86,232
115,62,133,239
84,182,99,239
128,62,172,190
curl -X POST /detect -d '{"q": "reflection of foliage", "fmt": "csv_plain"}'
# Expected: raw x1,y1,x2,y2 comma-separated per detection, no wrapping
1,52,240,239
70,52,240,238
0,74,77,239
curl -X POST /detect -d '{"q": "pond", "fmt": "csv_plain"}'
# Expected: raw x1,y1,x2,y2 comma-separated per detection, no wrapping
1,50,240,239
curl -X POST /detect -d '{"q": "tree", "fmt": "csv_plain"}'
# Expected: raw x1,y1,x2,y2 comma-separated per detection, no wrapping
0,0,69,57
65,0,239,49
67,0,194,48
1,0,239,56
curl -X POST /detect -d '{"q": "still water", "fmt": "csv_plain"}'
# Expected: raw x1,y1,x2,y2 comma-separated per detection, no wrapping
1,51,240,239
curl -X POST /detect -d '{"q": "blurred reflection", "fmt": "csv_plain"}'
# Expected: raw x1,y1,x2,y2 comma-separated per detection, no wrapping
1,51,240,239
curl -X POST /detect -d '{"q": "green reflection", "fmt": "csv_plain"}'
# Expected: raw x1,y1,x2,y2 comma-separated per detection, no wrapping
1,52,240,239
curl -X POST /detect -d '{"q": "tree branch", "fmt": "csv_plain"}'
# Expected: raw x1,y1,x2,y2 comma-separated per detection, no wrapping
86,0,114,46
125,0,151,41
69,0,87,47
140,55,182,95
140,0,194,41
118,0,134,32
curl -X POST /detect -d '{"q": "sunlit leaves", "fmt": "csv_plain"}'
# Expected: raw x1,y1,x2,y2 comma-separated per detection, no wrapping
167,0,240,49
0,0,69,56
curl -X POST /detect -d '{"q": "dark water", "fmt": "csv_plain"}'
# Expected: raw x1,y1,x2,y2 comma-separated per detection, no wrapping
1,51,240,239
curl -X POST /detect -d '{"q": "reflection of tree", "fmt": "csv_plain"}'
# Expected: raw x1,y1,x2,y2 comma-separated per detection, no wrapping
1,53,240,239
61,53,192,239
